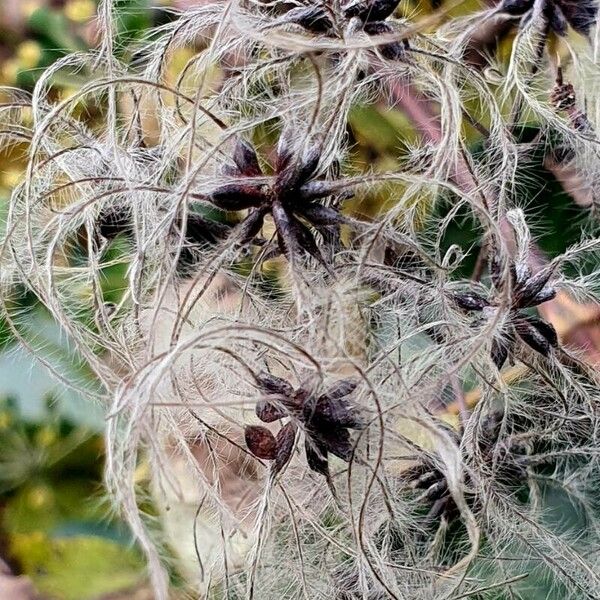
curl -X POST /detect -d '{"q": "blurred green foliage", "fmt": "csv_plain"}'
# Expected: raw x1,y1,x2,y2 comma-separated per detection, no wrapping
0,1,155,597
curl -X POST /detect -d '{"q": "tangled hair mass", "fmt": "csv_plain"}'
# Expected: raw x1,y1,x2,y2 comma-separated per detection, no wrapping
3,0,600,598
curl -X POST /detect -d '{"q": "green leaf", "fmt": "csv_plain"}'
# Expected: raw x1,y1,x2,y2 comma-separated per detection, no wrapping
10,533,145,600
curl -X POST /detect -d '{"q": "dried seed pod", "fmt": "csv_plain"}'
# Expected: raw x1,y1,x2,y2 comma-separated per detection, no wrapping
500,0,531,15
300,203,344,226
237,207,267,245
515,268,556,308
273,421,297,474
232,138,262,177
528,286,557,306
491,336,511,369
363,21,405,60
305,438,329,477
307,388,363,430
276,209,327,267
547,3,569,35
281,6,333,33
555,0,598,35
273,201,327,266
424,479,448,501
315,426,354,462
452,292,489,312
276,143,321,195
256,372,294,396
343,0,400,23
210,183,265,211
275,127,295,173
255,399,286,423
500,0,599,36
245,425,278,460
513,262,532,287
514,316,558,356
323,379,358,401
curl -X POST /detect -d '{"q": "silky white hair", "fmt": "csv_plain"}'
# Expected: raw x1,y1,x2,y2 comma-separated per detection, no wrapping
2,1,600,599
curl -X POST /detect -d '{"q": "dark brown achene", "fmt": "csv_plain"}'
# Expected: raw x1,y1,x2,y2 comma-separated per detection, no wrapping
244,372,365,481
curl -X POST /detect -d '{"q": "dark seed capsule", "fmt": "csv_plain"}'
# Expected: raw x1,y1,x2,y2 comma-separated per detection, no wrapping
343,0,401,22
529,287,557,306
559,0,599,35
210,183,265,211
410,469,442,490
232,139,262,177
309,396,362,430
524,316,558,347
255,399,286,423
324,379,358,401
513,262,532,287
245,425,277,460
305,438,329,477
284,212,328,267
272,203,309,261
452,292,489,312
425,478,448,501
236,207,267,245
256,371,294,396
297,145,321,185
273,421,297,474
500,0,532,16
515,267,556,308
275,127,295,173
425,495,452,522
298,180,340,201
283,6,333,33
491,336,510,369
363,21,405,61
514,316,557,356
315,426,354,462
548,4,569,36
300,203,344,226
276,144,321,196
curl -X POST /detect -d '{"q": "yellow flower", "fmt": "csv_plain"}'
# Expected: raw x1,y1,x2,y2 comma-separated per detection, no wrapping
65,0,96,23
16,41,42,70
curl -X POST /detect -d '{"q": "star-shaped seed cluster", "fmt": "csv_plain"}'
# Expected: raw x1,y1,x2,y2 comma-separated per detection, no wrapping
278,0,406,60
244,372,364,480
501,0,598,37
402,411,529,525
209,133,345,267
452,260,558,368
